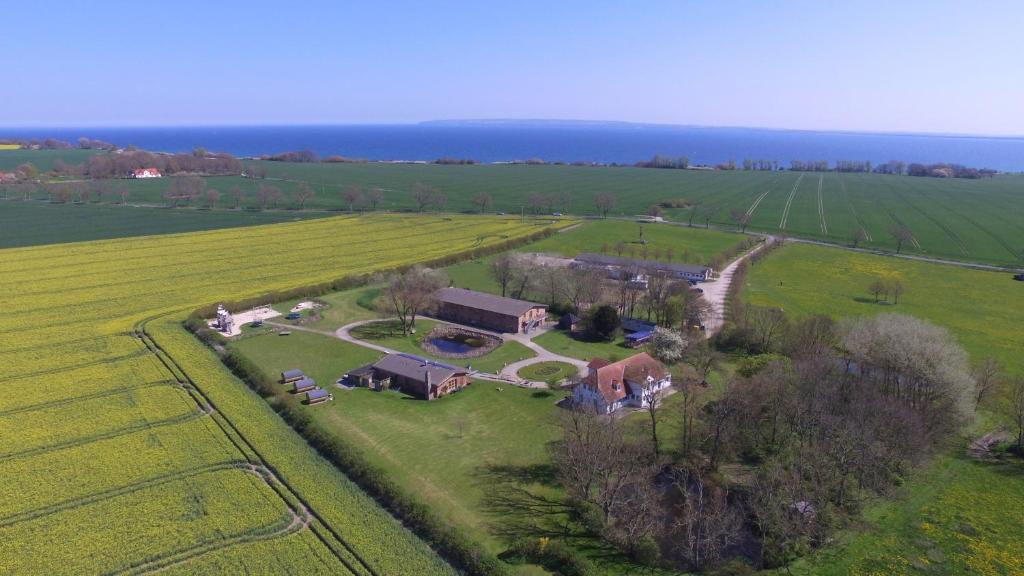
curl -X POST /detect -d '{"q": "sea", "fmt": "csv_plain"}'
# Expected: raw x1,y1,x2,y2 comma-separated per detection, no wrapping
3,123,1024,171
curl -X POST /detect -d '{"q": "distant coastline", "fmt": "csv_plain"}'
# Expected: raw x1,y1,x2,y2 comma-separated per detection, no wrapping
3,123,1024,170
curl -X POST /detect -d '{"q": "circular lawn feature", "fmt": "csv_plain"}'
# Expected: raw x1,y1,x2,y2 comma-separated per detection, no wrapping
517,361,579,385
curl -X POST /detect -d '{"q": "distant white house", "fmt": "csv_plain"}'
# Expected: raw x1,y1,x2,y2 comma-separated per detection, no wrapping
572,352,672,414
131,167,162,178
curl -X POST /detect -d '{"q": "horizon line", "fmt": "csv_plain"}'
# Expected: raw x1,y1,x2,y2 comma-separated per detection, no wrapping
1,119,1023,141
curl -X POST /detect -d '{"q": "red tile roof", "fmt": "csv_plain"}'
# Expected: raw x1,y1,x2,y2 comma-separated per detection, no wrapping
582,352,669,405
134,167,161,176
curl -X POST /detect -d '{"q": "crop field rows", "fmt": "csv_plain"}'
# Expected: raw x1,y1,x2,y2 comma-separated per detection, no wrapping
0,214,558,574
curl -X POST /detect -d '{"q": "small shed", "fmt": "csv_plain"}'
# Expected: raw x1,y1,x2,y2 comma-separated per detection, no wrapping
281,369,305,383
306,388,333,404
293,377,317,393
625,330,653,347
558,313,581,332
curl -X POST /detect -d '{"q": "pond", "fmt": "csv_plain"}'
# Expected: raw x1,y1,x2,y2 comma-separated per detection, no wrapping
429,333,487,354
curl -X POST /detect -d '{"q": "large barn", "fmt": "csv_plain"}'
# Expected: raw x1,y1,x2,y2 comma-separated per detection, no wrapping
572,253,712,282
434,287,547,334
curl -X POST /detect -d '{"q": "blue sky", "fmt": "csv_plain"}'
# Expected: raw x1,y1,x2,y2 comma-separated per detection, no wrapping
2,1,1022,135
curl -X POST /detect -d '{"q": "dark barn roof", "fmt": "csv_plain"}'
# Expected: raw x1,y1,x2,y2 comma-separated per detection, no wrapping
574,253,710,275
282,368,305,380
293,377,317,391
435,287,545,318
306,388,330,402
373,353,466,385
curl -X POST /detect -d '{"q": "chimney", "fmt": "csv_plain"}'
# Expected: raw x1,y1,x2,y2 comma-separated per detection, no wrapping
424,369,432,400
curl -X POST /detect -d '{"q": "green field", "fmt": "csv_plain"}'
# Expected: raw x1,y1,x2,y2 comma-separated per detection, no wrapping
744,243,1024,574
8,148,1024,264
744,242,1024,374
0,201,328,248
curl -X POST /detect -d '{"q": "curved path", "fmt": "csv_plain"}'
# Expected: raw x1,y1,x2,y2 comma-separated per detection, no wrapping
333,318,586,388
697,239,770,337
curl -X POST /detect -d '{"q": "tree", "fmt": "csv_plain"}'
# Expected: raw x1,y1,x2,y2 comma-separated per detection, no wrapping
647,204,663,218
165,175,205,207
15,162,38,181
342,185,363,213
700,205,719,228
432,189,447,212
595,193,616,218
379,266,448,335
889,223,913,254
730,208,751,233
204,188,220,209
889,279,904,304
972,357,1001,410
527,191,548,214
117,184,130,205
230,186,245,209
490,253,517,297
850,226,869,248
650,327,688,364
685,340,721,385
256,184,282,209
562,267,604,311
868,278,887,302
295,183,315,209
411,182,438,212
1005,377,1024,452
471,192,492,213
557,190,572,214
367,187,384,210
586,305,621,341
686,199,702,227
674,468,742,570
614,241,626,256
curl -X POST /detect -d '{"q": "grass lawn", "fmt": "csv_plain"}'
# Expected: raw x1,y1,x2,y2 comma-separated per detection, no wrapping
517,361,580,384
349,319,537,374
744,242,1024,374
531,329,632,363
231,331,381,387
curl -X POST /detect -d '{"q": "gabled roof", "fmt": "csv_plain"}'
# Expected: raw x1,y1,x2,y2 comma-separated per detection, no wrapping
307,388,330,401
435,287,545,318
372,353,466,385
583,352,669,405
575,253,710,275
621,318,656,333
133,167,161,175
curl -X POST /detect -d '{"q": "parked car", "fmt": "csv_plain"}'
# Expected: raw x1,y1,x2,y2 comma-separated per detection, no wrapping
286,312,302,320
1014,273,1024,281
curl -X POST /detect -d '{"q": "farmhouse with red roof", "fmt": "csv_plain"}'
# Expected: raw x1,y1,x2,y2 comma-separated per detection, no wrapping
572,351,671,414
131,167,162,178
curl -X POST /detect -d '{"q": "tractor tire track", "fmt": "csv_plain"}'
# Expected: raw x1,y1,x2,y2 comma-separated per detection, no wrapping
779,173,805,229
0,463,246,528
816,175,827,235
838,174,872,241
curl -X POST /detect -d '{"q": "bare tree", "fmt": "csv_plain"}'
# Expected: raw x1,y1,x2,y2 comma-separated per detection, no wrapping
527,191,548,214
342,185,363,213
1006,377,1024,451
687,199,702,227
685,340,721,386
380,266,448,335
674,467,743,569
432,189,447,212
614,241,626,257
889,279,904,304
557,190,572,214
165,175,205,207
411,182,438,212
367,186,384,210
562,267,604,311
700,205,719,228
230,186,245,209
490,253,516,297
295,183,316,209
889,223,914,254
204,188,220,209
972,357,1001,410
471,192,492,213
117,184,130,205
730,208,751,233
850,226,869,248
595,192,616,218
256,184,281,210
868,278,887,302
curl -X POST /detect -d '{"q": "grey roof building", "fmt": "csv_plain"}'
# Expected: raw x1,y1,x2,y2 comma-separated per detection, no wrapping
434,287,547,334
573,253,712,281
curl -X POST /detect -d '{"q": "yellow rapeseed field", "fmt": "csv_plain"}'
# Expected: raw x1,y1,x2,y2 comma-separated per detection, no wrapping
0,214,560,574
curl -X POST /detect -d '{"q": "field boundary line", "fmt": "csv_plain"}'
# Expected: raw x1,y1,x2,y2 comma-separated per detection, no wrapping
779,173,804,229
